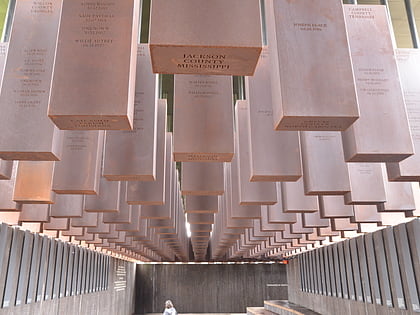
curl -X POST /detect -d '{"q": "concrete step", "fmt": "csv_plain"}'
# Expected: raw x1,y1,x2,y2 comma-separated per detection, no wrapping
264,300,321,315
246,307,277,315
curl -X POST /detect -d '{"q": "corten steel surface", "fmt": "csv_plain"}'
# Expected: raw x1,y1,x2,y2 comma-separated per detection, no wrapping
260,206,285,232
103,44,158,181
345,163,386,205
19,204,50,223
245,48,302,182
184,195,218,213
331,218,358,232
13,161,55,204
235,101,277,205
300,131,351,195
378,165,416,212
0,160,13,180
149,0,261,76
103,183,132,224
49,0,139,130
43,217,69,230
319,195,355,218
126,100,167,205
387,49,420,180
351,205,382,223
71,210,98,228
0,3,63,161
302,211,330,228
0,164,21,211
290,215,313,234
225,161,260,220
140,133,173,220
393,223,420,311
84,177,121,213
50,194,84,218
116,205,141,231
264,0,359,131
342,5,413,162
406,220,420,309
86,213,109,234
267,183,297,224
173,74,234,162
187,213,214,225
317,226,340,237
281,179,318,213
181,162,224,195
52,130,104,194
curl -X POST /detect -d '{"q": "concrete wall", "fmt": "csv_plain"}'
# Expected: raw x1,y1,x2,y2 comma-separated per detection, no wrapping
287,219,420,315
135,263,287,314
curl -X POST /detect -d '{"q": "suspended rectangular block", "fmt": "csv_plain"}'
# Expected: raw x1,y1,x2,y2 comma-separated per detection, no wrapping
342,6,413,162
300,131,350,195
187,213,214,225
0,1,63,161
181,162,224,195
184,195,218,213
13,161,55,204
331,218,358,232
103,183,132,224
378,165,416,212
43,217,69,231
116,205,140,232
48,0,140,130
317,226,340,237
290,215,313,234
50,194,84,218
260,206,284,232
345,163,386,205
98,224,118,239
267,183,297,224
61,226,84,237
264,0,359,131
0,165,21,211
228,159,262,219
281,179,318,213
173,75,234,162
126,100,167,205
71,211,98,228
140,134,173,220
103,44,158,181
0,160,13,180
149,0,261,76
387,49,420,180
319,196,354,218
19,204,50,222
245,48,302,182
84,178,121,212
303,211,330,228
87,217,108,234
53,131,104,194
235,101,277,205
351,205,381,223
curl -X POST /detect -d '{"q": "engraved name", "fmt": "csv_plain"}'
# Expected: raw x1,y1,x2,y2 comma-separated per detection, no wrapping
294,23,327,32
348,7,375,19
178,54,230,70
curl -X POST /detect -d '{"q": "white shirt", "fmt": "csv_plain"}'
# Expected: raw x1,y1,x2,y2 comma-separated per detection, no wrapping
163,307,177,315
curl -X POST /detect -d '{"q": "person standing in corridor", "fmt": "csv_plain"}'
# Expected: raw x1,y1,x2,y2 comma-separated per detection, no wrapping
163,300,177,315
